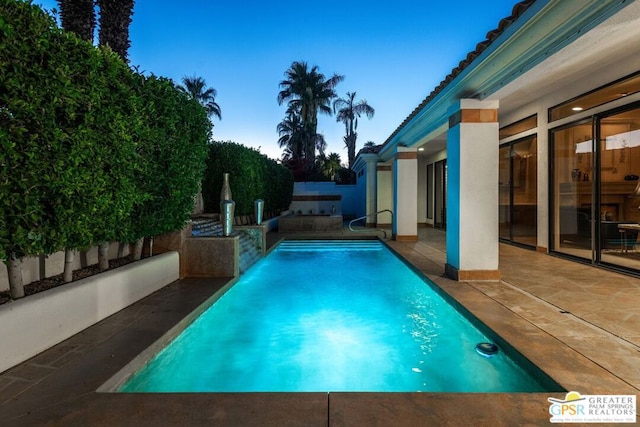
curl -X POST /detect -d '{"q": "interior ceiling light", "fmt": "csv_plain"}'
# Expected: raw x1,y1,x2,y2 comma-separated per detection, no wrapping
571,107,584,111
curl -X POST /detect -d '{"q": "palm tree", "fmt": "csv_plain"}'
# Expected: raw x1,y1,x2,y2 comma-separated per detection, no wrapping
277,61,343,165
333,92,375,169
56,0,95,42
277,109,305,161
313,133,328,158
178,75,222,120
96,0,135,61
364,141,376,149
278,105,328,165
323,152,342,181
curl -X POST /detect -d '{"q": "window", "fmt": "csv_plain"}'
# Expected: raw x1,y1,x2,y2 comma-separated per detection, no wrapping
549,72,640,122
499,115,537,140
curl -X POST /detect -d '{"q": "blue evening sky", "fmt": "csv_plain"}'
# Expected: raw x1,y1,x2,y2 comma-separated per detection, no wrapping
34,1,517,162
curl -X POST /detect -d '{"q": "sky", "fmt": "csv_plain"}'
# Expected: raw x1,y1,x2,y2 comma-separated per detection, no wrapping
34,0,518,163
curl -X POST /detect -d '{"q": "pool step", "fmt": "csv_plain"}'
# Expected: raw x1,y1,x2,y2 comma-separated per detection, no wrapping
277,240,382,252
191,218,223,237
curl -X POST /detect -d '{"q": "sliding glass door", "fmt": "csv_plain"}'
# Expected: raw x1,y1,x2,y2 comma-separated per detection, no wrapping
598,106,640,270
551,121,593,259
499,136,537,247
551,103,640,272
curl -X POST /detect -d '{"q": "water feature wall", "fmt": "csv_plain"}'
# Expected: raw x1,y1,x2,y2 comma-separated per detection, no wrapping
190,218,263,275
238,232,261,273
291,182,359,218
278,215,343,232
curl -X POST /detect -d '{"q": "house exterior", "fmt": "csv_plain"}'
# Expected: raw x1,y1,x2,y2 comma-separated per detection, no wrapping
352,0,640,279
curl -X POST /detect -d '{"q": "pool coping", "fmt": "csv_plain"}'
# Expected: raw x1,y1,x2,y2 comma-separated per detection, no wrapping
0,236,637,425
385,239,639,395
380,240,565,392
96,275,240,393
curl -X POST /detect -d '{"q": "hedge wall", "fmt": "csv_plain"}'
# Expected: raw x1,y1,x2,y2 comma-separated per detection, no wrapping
0,0,211,263
203,142,294,216
1,1,73,260
127,74,211,240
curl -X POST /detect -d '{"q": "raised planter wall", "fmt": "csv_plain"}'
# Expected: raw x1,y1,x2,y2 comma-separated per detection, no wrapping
0,251,179,374
0,241,131,293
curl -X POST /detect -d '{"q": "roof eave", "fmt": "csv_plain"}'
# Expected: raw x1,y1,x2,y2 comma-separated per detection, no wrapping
377,0,631,163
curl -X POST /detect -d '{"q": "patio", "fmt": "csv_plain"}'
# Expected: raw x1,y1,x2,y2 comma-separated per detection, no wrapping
0,227,637,425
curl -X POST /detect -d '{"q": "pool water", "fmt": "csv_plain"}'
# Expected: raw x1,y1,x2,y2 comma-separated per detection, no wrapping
120,240,554,392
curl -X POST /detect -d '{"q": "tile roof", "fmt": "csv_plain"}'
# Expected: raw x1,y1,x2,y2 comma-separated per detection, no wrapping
380,0,536,149
357,144,383,156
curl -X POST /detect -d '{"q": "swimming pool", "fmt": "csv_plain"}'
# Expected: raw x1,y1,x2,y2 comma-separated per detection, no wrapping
118,240,559,393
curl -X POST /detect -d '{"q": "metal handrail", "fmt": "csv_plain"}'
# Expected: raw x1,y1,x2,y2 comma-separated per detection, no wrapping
348,209,393,238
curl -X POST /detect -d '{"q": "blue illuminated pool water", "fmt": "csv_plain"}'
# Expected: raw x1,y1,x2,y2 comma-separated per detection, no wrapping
120,240,555,392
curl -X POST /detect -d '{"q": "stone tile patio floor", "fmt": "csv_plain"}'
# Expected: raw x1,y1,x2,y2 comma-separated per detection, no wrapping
0,227,637,425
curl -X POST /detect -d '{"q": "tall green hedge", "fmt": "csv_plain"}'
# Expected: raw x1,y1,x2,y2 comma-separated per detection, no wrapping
0,0,211,263
1,1,69,260
203,142,293,216
48,40,141,253
126,74,211,240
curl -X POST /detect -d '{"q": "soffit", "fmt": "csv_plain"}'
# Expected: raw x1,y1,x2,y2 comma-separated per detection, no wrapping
378,0,634,162
493,0,640,114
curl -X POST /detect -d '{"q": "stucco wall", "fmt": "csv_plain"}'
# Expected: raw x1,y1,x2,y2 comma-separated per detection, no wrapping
376,168,393,225
0,251,179,373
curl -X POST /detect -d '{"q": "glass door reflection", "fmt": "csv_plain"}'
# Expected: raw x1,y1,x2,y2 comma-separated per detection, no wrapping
499,137,537,247
551,122,593,259
551,103,640,273
598,106,640,270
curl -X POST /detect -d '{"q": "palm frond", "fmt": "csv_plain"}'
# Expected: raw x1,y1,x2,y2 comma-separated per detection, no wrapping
178,75,221,120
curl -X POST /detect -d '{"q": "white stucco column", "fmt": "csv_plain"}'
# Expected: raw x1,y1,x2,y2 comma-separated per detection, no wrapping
361,154,379,227
445,99,500,281
376,164,393,226
536,103,549,253
393,147,418,241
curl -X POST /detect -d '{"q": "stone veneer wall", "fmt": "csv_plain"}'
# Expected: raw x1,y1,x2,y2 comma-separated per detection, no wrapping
184,237,239,278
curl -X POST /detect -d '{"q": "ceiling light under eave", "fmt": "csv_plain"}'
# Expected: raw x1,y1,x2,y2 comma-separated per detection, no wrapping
572,107,584,111
418,147,425,151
